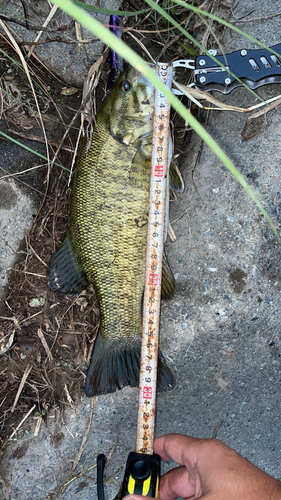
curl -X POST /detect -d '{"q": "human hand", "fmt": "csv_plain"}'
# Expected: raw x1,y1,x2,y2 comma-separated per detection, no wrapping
123,433,281,500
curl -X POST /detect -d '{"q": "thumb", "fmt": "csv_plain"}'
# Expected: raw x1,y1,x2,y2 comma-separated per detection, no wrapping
123,496,153,500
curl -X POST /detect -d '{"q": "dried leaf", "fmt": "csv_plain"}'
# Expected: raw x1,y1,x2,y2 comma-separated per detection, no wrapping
214,371,229,390
29,297,45,307
61,86,79,96
173,82,281,113
0,331,15,355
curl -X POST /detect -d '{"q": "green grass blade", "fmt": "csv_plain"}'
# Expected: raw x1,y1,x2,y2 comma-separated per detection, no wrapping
0,131,68,170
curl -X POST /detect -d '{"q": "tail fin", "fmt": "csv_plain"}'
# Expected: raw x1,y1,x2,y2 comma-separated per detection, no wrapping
85,334,175,396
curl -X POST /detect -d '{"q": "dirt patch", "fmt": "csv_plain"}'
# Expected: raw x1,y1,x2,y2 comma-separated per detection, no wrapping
0,167,101,447
0,46,102,447
229,268,248,294
0,181,17,209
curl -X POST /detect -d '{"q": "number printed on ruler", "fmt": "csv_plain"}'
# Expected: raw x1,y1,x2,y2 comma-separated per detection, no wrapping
138,63,172,454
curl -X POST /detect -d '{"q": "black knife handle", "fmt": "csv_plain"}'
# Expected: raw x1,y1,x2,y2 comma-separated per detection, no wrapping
195,43,281,93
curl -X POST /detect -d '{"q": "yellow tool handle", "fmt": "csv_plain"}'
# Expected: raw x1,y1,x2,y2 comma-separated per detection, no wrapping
121,452,160,498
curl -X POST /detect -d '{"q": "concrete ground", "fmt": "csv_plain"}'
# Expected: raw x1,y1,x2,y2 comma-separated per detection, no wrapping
1,0,121,88
1,1,281,499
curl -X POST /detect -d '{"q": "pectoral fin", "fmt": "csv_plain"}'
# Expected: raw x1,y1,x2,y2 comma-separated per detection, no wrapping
161,251,176,298
129,147,151,189
47,232,88,295
169,160,184,193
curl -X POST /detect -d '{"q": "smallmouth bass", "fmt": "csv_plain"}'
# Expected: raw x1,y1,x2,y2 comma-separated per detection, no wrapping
47,66,184,396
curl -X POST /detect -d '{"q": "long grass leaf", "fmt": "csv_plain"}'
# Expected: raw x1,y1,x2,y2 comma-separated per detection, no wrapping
0,131,67,169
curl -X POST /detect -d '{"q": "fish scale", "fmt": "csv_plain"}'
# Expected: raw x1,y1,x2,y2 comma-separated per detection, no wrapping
70,116,150,343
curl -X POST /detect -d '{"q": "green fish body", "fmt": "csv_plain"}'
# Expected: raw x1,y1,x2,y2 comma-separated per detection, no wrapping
47,67,184,396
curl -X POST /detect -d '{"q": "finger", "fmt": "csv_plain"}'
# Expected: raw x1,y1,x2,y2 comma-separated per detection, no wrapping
122,495,151,500
158,465,196,500
154,434,201,465
122,467,196,500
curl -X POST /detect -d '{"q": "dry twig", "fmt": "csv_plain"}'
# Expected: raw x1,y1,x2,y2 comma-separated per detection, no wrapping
26,4,58,58
231,10,281,23
9,404,36,440
11,364,33,413
37,328,54,363
72,398,96,471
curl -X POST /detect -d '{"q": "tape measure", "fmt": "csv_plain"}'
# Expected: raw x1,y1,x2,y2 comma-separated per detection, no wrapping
136,62,173,454
97,63,173,500
120,62,173,498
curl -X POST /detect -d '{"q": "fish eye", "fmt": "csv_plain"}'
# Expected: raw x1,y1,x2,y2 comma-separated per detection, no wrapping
121,80,131,92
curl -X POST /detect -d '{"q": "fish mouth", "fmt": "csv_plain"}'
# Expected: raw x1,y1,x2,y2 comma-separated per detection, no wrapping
124,115,153,135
